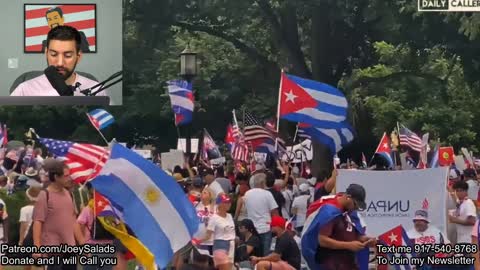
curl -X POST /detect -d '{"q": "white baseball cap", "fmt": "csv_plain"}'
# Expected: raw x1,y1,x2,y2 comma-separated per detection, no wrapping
299,183,310,193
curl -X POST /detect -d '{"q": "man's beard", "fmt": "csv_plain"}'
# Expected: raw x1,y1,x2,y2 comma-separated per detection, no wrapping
56,66,75,80
46,60,78,82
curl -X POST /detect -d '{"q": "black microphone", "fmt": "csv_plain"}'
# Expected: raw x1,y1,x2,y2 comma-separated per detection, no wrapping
44,66,74,96
80,71,122,96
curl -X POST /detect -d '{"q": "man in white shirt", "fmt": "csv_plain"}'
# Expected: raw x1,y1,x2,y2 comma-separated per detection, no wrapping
407,210,450,245
11,25,103,97
449,181,477,244
464,169,479,208
201,168,223,198
244,173,278,256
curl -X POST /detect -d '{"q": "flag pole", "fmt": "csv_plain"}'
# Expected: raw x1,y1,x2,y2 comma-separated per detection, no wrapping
86,113,110,146
275,70,284,153
293,124,299,144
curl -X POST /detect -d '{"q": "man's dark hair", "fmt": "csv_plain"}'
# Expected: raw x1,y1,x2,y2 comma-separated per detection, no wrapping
46,25,82,53
274,168,283,180
235,173,248,182
45,160,68,182
265,171,275,188
46,7,64,19
453,181,469,191
215,166,225,178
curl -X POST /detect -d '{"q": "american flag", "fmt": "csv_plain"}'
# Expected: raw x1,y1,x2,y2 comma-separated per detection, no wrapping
232,121,243,142
244,111,286,151
24,4,96,52
231,143,249,162
399,125,422,152
39,138,109,184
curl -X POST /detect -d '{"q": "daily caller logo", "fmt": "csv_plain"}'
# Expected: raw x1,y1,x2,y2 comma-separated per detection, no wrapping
419,0,480,11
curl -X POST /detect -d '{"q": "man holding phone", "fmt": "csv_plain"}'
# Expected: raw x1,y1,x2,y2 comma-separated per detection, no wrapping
305,184,375,270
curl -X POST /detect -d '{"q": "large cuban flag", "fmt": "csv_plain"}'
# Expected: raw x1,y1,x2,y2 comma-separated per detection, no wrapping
279,73,348,128
90,144,199,269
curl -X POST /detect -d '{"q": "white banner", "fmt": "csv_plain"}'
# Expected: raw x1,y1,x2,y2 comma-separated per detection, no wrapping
337,168,448,237
177,138,199,153
161,150,185,172
133,149,152,159
281,139,313,163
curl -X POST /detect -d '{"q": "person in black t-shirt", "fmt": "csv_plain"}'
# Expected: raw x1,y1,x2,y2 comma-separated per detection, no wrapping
250,216,301,270
235,219,262,268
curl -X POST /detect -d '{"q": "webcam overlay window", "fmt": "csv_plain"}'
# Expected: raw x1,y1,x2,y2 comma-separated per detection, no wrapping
0,0,123,105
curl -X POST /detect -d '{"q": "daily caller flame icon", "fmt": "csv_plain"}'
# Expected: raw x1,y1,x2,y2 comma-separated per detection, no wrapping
422,198,429,210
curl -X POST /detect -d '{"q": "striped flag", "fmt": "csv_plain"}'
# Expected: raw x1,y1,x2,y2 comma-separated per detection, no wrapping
231,143,249,162
244,111,286,154
39,138,109,184
25,5,96,52
296,123,312,141
87,109,114,131
399,125,422,152
167,80,194,126
377,225,415,270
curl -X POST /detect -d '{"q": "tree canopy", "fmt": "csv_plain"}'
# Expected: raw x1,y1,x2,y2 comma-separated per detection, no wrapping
3,0,480,167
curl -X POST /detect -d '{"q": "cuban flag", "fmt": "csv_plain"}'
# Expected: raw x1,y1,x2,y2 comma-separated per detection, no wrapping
279,73,348,128
91,144,199,269
167,80,194,126
87,109,114,131
298,122,354,156
377,225,415,270
375,132,394,168
225,124,235,150
301,195,369,270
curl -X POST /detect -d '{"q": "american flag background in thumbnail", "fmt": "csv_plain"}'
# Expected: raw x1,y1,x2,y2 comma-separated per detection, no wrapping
24,4,96,53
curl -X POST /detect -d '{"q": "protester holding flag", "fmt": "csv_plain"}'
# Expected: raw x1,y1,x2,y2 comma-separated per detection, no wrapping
301,183,375,270
199,194,236,270
193,188,216,256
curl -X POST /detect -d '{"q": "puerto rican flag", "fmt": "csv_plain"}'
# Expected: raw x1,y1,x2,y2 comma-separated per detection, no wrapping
87,109,114,131
378,225,415,270
25,4,96,52
279,73,348,128
167,80,194,126
375,132,394,168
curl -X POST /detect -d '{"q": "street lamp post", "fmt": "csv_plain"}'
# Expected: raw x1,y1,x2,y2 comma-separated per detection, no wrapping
179,45,197,161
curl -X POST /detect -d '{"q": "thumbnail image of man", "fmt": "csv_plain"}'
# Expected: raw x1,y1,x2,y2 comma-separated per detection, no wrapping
11,26,104,96
40,7,91,53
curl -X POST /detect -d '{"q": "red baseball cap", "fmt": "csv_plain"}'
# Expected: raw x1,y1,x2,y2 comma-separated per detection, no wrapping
269,216,286,229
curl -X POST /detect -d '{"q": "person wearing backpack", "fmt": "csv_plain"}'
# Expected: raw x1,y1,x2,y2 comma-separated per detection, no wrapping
31,159,84,270
76,182,116,270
